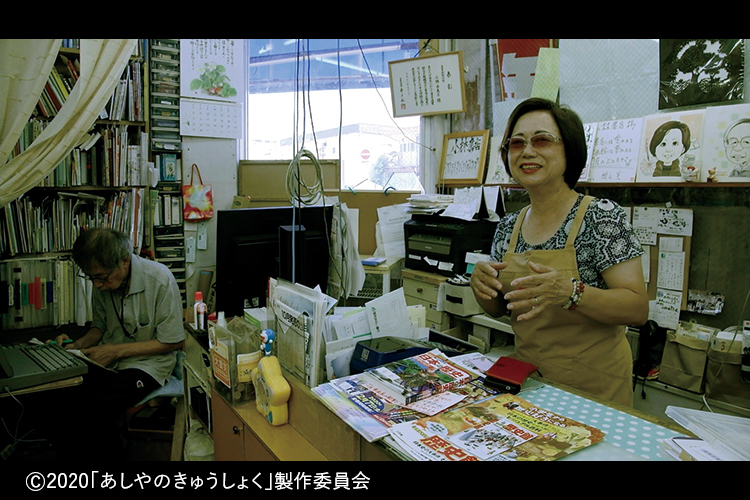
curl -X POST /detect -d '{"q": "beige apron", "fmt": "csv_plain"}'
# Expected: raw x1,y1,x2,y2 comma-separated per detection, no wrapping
498,195,633,406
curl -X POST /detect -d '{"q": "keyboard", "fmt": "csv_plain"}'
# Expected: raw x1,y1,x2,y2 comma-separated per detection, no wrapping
22,344,82,372
0,343,88,392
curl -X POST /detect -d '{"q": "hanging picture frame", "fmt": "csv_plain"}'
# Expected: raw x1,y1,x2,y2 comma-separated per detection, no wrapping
389,51,466,118
439,130,490,186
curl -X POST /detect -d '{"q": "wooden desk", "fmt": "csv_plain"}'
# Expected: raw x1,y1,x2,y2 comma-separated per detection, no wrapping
211,370,395,461
213,370,694,461
0,376,83,398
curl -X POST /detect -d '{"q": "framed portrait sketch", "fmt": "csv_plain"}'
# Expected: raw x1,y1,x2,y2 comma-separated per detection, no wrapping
701,102,750,182
439,130,490,186
635,110,705,183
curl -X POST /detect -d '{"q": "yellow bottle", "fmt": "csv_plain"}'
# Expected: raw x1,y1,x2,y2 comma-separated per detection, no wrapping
251,355,291,426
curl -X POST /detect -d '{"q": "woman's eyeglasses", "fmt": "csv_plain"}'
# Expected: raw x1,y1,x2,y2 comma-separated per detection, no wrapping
504,133,562,153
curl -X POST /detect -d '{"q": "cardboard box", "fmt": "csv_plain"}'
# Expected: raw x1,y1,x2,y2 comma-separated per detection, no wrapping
442,282,483,317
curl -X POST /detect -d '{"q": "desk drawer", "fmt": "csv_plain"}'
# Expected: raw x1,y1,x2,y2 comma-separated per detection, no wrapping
403,278,442,304
404,296,450,331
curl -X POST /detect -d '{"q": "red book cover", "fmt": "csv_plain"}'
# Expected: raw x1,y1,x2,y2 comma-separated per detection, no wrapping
486,356,538,387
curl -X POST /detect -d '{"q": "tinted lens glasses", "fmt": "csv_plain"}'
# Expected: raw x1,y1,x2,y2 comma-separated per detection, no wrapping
505,133,562,153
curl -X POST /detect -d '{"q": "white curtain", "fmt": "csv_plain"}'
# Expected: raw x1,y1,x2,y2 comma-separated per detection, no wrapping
0,39,137,208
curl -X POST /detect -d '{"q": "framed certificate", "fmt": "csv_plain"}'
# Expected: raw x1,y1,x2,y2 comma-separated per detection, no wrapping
389,51,466,118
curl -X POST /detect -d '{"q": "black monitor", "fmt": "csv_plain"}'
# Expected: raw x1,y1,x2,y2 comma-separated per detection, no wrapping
215,205,334,318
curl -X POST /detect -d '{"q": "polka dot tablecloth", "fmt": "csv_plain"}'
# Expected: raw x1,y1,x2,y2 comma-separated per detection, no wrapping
520,384,687,461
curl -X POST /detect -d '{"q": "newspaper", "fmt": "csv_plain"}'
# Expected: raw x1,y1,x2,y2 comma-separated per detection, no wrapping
270,278,333,388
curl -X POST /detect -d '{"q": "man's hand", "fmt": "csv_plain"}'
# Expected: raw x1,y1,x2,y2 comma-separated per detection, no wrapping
81,344,121,367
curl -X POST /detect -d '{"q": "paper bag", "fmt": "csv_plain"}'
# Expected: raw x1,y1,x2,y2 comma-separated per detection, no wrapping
658,322,714,393
705,328,750,407
182,163,214,221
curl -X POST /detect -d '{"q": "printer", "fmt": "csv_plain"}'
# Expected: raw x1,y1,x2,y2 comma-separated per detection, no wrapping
404,214,497,276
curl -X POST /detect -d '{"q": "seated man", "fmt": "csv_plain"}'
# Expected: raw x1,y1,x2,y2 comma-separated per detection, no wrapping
50,228,184,459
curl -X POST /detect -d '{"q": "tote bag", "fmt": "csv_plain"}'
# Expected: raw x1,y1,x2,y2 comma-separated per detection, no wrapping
182,163,214,221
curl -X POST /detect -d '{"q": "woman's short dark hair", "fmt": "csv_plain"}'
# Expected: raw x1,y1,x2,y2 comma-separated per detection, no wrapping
500,97,587,189
649,121,691,156
72,228,132,272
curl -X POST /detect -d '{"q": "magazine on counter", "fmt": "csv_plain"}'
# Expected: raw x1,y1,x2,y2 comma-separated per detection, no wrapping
388,393,606,461
311,352,505,443
364,349,481,405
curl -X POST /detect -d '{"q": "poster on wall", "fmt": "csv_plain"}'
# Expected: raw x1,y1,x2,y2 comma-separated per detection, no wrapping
180,39,244,102
700,102,750,181
496,39,557,101
635,110,705,183
659,39,744,110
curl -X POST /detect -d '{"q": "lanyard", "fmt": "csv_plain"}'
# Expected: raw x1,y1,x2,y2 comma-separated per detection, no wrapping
110,279,137,340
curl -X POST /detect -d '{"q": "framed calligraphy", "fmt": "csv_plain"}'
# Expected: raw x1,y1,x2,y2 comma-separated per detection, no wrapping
439,130,490,186
388,51,466,118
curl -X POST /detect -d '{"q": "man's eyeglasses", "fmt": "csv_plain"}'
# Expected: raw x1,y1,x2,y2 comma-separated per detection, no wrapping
504,133,562,153
77,269,113,284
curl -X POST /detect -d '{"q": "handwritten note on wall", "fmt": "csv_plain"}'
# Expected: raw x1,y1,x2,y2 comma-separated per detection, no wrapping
587,118,643,183
635,207,694,329
440,131,489,186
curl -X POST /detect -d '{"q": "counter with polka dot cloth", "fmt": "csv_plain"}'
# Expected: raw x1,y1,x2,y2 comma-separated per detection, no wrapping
519,383,689,461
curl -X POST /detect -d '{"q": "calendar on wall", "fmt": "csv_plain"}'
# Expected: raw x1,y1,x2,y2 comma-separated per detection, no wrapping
180,98,242,139
179,39,245,139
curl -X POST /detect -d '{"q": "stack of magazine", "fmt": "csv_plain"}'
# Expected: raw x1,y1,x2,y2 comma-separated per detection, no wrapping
386,392,606,461
313,349,606,460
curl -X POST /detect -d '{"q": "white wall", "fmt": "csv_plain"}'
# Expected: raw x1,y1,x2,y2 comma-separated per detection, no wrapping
181,136,238,311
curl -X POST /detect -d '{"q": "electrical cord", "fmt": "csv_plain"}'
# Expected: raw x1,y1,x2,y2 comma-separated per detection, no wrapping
286,149,325,207
1,386,46,460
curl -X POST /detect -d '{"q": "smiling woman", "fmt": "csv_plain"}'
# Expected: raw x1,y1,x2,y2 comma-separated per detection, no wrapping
470,97,648,407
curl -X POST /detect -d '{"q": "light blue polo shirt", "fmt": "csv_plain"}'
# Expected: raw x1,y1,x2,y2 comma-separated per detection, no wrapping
91,254,184,385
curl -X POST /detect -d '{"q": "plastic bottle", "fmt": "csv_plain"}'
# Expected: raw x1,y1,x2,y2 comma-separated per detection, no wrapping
194,291,207,332
216,311,227,328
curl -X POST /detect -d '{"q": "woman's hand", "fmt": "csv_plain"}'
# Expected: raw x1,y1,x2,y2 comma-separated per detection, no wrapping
503,262,569,321
470,261,507,300
470,261,508,317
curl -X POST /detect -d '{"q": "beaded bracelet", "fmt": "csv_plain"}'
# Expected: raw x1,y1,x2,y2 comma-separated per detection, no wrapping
562,278,585,310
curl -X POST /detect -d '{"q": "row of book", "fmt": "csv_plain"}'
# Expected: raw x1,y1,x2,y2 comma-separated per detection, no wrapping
35,61,76,118
0,256,87,330
0,188,144,257
152,190,183,227
100,61,145,123
33,53,144,123
31,127,150,189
